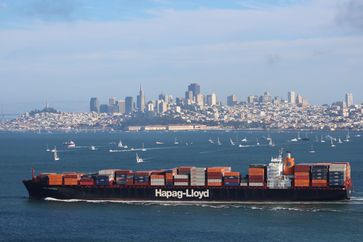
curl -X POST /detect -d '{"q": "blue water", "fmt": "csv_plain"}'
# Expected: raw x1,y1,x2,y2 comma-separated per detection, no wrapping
0,131,362,242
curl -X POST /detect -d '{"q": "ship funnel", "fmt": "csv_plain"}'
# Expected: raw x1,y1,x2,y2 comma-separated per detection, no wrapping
283,151,295,175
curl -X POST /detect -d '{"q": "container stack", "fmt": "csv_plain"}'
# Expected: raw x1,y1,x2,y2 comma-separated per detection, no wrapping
45,173,63,185
190,167,206,186
126,172,134,185
223,172,240,186
98,169,117,183
329,163,347,187
63,173,80,185
94,175,110,186
150,174,165,186
79,175,94,186
311,164,329,187
173,174,189,186
134,171,151,186
248,165,266,187
294,164,311,187
115,170,132,185
207,167,231,186
164,170,174,186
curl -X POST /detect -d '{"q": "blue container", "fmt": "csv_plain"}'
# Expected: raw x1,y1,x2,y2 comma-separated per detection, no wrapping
224,182,240,186
94,175,109,186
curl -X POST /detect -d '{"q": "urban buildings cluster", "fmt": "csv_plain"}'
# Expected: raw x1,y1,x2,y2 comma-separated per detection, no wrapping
0,83,361,132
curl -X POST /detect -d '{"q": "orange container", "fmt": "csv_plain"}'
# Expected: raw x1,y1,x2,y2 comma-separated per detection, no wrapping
207,182,222,186
224,172,240,176
248,168,265,175
150,175,164,179
63,177,79,185
311,179,328,187
47,174,63,185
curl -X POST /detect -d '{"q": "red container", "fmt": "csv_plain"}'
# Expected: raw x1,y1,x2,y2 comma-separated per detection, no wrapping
79,178,94,186
295,165,311,172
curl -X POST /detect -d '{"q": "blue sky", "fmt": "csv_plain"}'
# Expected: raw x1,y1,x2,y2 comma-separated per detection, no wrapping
0,0,362,112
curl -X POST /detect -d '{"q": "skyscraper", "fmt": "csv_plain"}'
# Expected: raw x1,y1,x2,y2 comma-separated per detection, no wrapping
137,84,145,112
125,96,134,114
345,93,353,107
90,97,100,113
288,91,296,104
227,95,237,106
116,100,125,114
206,93,217,106
188,83,200,98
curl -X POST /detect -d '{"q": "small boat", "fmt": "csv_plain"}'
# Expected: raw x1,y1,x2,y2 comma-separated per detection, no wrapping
90,145,96,151
297,132,301,140
155,141,164,145
229,138,235,146
217,137,222,146
46,144,50,152
338,138,343,144
344,131,350,142
174,137,179,145
320,135,326,143
63,141,76,149
53,147,60,161
269,138,275,147
208,138,214,144
118,140,123,148
331,138,336,148
141,143,146,152
290,138,298,142
136,153,144,163
355,134,361,137
256,138,260,146
309,145,316,153
241,137,248,142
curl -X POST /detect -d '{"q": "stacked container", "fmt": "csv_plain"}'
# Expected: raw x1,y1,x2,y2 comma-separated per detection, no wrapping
79,175,94,186
207,167,231,186
150,174,165,186
248,165,266,186
329,163,348,187
223,172,240,186
294,164,311,187
311,164,329,187
94,175,110,186
134,171,151,186
46,173,63,185
174,174,189,186
115,170,132,185
165,170,174,186
177,167,193,176
99,169,117,183
190,167,206,186
63,173,80,185
126,172,134,185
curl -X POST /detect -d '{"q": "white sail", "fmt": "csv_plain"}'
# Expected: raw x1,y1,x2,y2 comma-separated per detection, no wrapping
118,140,123,148
136,153,143,163
229,138,235,146
54,147,60,161
217,137,222,146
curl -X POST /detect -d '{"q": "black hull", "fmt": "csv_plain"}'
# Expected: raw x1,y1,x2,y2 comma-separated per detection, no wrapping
23,180,351,202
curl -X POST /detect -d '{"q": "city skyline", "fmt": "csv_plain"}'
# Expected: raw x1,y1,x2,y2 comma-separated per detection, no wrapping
0,0,362,113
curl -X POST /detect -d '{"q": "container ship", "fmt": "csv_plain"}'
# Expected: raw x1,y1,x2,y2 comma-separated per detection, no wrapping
23,152,352,202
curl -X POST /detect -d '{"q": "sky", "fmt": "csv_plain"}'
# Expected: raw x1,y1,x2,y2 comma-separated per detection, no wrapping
0,0,363,113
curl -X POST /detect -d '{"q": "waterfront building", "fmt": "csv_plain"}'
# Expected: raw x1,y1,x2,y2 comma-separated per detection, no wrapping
89,97,99,113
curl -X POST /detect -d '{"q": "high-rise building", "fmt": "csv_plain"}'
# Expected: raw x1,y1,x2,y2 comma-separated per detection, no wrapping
345,93,353,107
90,97,100,113
227,95,237,106
158,100,168,113
206,93,217,106
247,95,257,104
99,104,109,113
109,97,116,106
188,83,200,98
125,96,134,114
137,84,145,112
288,91,296,104
196,94,204,107
147,101,154,112
116,100,125,114
185,90,194,104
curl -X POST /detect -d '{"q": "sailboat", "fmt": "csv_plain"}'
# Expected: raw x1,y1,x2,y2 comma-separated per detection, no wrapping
90,145,96,151
229,138,235,146
344,130,350,142
174,137,179,145
53,147,60,161
330,138,336,147
309,145,316,153
256,138,260,146
217,137,222,146
241,137,248,142
46,144,50,152
118,140,123,148
320,135,326,143
208,138,214,144
136,153,143,163
269,138,275,147
338,138,343,144
141,143,146,152
155,141,164,145
297,132,301,140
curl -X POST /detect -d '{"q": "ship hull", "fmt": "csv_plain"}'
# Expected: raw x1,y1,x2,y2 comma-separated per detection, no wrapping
23,180,351,202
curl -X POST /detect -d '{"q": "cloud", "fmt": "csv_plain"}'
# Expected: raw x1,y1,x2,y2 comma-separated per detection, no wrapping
25,0,81,21
336,0,363,32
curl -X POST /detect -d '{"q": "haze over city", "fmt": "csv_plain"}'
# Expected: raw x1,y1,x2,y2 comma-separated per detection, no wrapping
0,0,362,113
